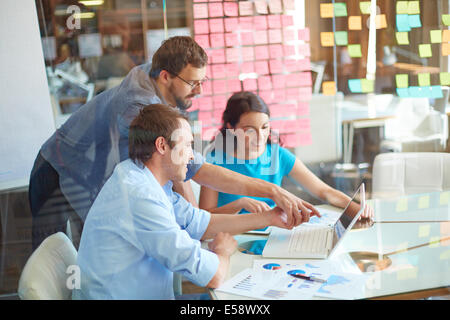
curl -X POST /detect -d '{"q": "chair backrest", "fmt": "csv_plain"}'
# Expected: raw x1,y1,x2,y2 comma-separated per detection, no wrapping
18,232,77,300
372,152,450,199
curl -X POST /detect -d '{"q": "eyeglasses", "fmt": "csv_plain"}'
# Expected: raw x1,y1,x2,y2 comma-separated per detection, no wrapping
166,70,209,90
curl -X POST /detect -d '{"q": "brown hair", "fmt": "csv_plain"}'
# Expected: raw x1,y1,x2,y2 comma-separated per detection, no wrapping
129,104,188,166
150,36,208,78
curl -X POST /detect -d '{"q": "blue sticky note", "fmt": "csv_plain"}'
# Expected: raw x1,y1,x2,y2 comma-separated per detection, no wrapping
409,14,422,28
409,86,426,97
431,86,444,98
396,14,411,32
396,87,410,97
348,79,362,93
421,87,432,98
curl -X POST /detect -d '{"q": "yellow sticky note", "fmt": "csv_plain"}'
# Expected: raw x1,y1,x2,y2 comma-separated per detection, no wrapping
396,198,408,212
442,43,450,56
419,44,432,58
376,14,387,29
429,236,440,248
440,250,450,260
443,14,450,26
348,16,362,30
418,225,431,238
396,1,409,14
443,30,450,42
408,1,420,14
418,195,430,209
322,81,336,96
359,1,371,14
439,191,450,205
320,32,334,47
320,3,334,18
440,72,450,85
396,74,409,88
396,32,410,45
418,73,431,87
397,266,418,280
430,30,442,44
348,44,362,58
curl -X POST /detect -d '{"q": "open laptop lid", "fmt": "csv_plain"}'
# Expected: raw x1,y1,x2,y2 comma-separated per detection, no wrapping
328,183,366,257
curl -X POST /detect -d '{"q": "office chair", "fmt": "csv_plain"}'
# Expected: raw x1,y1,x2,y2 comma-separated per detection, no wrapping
18,232,77,300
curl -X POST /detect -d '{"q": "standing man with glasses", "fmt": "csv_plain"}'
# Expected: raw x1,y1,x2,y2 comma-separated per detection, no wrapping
29,36,319,250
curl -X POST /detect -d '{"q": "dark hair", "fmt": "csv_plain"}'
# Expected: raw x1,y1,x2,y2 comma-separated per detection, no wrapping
150,36,208,78
129,104,188,166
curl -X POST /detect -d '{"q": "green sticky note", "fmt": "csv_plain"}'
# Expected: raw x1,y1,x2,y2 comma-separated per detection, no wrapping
430,30,442,43
334,3,347,17
418,195,430,209
440,72,450,85
361,79,374,93
408,1,420,14
334,31,348,46
439,191,450,205
396,32,410,45
418,73,431,87
443,14,450,26
418,225,431,238
359,1,371,14
396,1,409,14
396,74,409,88
348,44,362,57
396,198,408,212
419,44,432,58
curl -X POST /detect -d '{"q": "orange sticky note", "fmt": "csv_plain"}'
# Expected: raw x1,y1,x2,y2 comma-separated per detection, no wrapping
443,30,450,42
322,81,337,96
320,32,334,47
320,3,334,18
376,14,387,29
348,16,362,30
443,43,450,56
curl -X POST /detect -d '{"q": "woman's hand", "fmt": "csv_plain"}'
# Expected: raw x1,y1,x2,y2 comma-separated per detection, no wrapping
236,197,271,213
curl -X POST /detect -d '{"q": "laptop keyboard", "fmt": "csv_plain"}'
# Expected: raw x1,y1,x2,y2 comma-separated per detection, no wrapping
288,227,330,253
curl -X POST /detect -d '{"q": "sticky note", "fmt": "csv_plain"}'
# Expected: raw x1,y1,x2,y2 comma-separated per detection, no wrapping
255,61,269,75
240,32,254,46
254,30,268,45
348,16,362,30
419,44,432,58
269,29,283,44
268,0,283,14
239,17,253,30
194,20,209,35
193,4,208,19
408,14,422,28
225,47,239,63
396,87,410,97
223,2,238,17
226,63,239,78
267,15,282,29
419,225,431,238
298,28,310,41
440,72,450,85
281,15,294,27
320,32,334,47
258,76,272,91
254,45,269,60
335,31,348,46
376,14,387,29
443,30,450,42
361,79,374,93
212,80,227,94
208,3,223,18
241,61,255,73
269,59,283,74
396,14,411,32
397,266,418,280
254,0,268,14
334,2,347,17
408,1,420,14
239,1,253,16
439,191,450,205
429,236,441,248
396,32,410,45
209,18,224,33
396,1,409,14
253,16,267,30
211,64,226,79
243,78,257,91
442,43,450,56
430,30,442,43
210,33,225,48
269,44,283,58
396,198,408,212
283,0,295,11
348,44,362,58
440,250,450,260
283,29,296,42
348,79,362,93
431,86,444,98
298,43,311,56
271,75,286,88
224,18,238,32
320,3,334,18
242,47,254,61
225,33,238,47
418,195,430,209
418,73,431,87
359,1,371,14
396,74,409,88
443,14,450,26
322,81,336,96
195,35,210,49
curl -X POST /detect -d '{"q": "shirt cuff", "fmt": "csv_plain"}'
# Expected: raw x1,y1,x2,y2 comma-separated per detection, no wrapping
185,208,211,241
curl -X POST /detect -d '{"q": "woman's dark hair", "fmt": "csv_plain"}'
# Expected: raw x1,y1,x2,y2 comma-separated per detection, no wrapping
129,104,188,166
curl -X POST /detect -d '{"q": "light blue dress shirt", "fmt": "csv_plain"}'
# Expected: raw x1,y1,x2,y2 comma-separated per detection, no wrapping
72,159,218,300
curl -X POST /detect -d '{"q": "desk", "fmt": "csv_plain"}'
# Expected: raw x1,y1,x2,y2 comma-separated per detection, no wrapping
211,193,450,300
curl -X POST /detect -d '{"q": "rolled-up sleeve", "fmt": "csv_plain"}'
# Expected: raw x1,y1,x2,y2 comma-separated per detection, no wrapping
185,150,205,181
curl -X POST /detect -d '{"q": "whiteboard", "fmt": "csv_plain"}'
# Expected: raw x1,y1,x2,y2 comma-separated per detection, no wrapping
0,0,55,191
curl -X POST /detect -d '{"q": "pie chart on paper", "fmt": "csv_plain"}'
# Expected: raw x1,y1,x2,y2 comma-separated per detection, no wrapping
287,269,306,276
262,263,282,270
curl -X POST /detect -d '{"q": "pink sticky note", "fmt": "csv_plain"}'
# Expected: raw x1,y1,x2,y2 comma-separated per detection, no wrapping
267,15,282,29
201,80,212,95
281,15,294,27
228,79,241,92
269,0,283,14
242,47,254,61
299,72,312,86
213,95,227,109
255,60,269,75
259,91,273,104
209,3,223,18
269,44,283,59
298,58,311,71
283,28,296,42
298,28,310,42
210,33,225,48
198,111,212,121
240,32,254,46
202,126,220,141
283,44,296,56
223,2,238,16
255,0,269,14
271,74,286,88
226,63,240,77
239,17,253,30
298,43,311,56
270,104,297,118
258,76,272,91
197,97,213,110
213,109,224,121
239,1,254,16
297,102,310,116
226,47,239,63
195,35,210,49
225,32,239,47
206,65,212,78
283,0,296,11
190,98,200,111
243,78,258,91
284,59,299,72
270,120,287,133
254,45,269,60
193,4,208,19
209,48,225,64
269,59,283,74
298,87,312,101
286,87,300,100
269,29,283,44
224,18,238,32
253,16,268,30
213,80,228,94
212,64,227,79
254,30,268,45
273,89,286,101
194,20,209,35
286,74,301,87
241,61,255,73
209,18,224,33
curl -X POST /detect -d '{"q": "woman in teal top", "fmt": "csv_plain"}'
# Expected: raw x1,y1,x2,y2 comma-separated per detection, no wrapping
200,91,358,216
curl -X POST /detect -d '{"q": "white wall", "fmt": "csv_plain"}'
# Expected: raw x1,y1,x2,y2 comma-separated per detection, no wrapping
0,0,55,190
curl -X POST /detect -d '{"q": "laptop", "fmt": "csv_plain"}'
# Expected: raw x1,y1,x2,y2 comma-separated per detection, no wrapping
262,183,366,259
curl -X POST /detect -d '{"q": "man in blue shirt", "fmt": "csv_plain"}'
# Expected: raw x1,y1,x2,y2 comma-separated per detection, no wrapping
29,36,318,250
72,104,289,299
